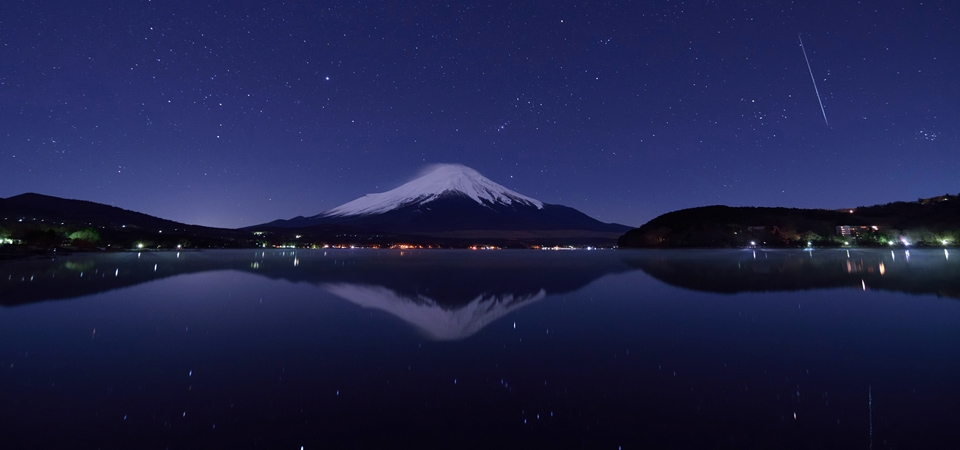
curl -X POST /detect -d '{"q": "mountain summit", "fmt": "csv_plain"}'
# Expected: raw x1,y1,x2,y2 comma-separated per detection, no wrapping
321,164,543,218
257,164,630,246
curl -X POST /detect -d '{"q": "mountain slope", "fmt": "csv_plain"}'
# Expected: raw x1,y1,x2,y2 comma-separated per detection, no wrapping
256,164,630,244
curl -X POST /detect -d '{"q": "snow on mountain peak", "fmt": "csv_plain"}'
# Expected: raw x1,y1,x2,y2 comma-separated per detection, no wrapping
321,164,544,217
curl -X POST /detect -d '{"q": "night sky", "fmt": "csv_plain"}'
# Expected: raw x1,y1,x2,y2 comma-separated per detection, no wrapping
2,1,957,229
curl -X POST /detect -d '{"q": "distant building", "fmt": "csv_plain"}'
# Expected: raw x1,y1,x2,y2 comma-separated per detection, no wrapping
837,225,880,237
919,195,952,205
746,226,780,233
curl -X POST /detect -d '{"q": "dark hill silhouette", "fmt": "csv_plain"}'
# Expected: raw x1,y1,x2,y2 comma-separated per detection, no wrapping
0,193,251,252
2,193,202,231
619,194,960,248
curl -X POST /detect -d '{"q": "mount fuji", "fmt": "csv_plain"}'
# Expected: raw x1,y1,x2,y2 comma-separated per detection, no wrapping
256,164,630,245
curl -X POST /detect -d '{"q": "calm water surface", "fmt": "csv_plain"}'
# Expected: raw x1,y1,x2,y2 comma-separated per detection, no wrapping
1,248,959,449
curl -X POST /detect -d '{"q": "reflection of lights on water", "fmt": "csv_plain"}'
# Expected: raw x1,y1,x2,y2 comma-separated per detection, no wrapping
752,251,756,259
153,264,157,272
846,250,850,258
905,250,911,262
879,262,885,275
946,249,950,260
862,280,866,291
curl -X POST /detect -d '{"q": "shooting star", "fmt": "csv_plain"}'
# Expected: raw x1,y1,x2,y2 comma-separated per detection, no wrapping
799,34,829,127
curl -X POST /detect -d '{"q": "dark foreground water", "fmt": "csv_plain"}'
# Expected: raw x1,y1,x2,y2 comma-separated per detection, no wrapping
2,248,959,449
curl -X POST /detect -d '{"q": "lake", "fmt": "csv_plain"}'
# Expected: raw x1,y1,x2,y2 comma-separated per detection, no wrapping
2,248,959,449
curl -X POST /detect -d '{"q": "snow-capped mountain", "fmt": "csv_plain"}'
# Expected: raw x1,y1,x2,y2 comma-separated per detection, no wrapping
322,164,543,217
256,164,630,245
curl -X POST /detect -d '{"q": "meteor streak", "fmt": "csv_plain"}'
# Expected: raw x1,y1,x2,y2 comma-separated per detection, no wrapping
799,34,829,127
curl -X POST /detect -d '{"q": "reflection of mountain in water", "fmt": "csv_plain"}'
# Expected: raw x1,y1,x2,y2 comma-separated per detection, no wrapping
622,248,960,299
11,249,954,339
0,249,633,340
324,284,546,340
251,250,632,340
0,252,209,306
